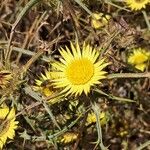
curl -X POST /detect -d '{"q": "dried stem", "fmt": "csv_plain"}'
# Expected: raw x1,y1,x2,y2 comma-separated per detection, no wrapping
6,0,41,62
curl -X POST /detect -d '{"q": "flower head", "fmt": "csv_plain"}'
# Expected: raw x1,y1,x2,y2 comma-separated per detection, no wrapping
126,0,150,10
91,12,111,29
86,111,108,126
52,42,109,96
33,70,62,104
128,48,150,71
0,106,18,149
0,70,12,89
60,132,78,144
34,70,55,97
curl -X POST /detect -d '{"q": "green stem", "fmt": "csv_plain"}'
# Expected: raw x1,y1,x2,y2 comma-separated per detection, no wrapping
92,103,108,150
137,141,150,150
24,87,61,130
48,114,83,139
104,0,130,11
95,89,135,103
21,49,44,74
142,10,150,31
74,0,93,16
107,72,150,79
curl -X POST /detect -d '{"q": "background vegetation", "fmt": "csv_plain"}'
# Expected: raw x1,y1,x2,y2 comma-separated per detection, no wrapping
0,0,150,149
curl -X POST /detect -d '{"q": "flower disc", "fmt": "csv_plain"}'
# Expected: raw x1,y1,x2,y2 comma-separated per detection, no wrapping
66,58,94,85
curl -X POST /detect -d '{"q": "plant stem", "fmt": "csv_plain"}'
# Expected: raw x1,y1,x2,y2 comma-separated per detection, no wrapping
142,10,150,31
137,140,150,150
92,103,108,150
24,86,61,130
21,49,44,74
74,0,93,16
6,0,41,62
107,72,150,79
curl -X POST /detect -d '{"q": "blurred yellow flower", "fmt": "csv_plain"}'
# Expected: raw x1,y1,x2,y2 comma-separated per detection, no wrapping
128,48,150,71
91,12,111,29
86,111,108,126
0,106,18,149
0,70,12,89
60,132,78,144
126,0,149,10
34,70,56,97
52,41,110,96
33,70,62,104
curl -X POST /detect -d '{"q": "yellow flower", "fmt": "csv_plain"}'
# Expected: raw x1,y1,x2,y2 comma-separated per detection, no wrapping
86,111,108,126
52,41,110,96
33,70,62,104
34,70,56,97
60,132,78,144
128,48,150,71
0,106,18,149
126,0,150,10
91,13,111,29
0,70,12,89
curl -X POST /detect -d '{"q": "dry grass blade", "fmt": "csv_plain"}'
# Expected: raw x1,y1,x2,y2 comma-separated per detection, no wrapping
6,0,42,62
